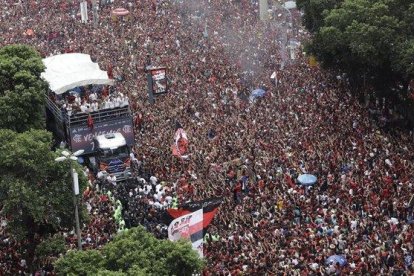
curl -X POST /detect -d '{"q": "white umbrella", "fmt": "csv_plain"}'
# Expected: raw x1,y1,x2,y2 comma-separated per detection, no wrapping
112,8,129,16
284,1,297,9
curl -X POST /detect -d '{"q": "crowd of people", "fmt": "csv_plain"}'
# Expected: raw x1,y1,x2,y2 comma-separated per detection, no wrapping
0,220,28,275
1,0,414,275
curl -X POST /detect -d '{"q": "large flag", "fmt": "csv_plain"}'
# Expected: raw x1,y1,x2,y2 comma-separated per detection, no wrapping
150,67,168,95
168,209,203,257
166,197,222,231
171,128,189,159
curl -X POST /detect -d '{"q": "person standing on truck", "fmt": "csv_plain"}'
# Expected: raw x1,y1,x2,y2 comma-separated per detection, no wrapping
87,114,94,129
97,170,106,180
107,174,117,187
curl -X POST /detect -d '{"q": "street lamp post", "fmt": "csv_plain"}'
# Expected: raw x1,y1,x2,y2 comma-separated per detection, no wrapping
259,0,269,21
92,0,98,27
55,149,84,250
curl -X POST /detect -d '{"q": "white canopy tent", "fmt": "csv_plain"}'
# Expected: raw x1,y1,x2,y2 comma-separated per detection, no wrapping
41,53,114,94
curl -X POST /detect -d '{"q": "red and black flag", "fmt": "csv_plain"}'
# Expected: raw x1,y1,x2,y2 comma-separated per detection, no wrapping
167,209,204,257
165,197,222,232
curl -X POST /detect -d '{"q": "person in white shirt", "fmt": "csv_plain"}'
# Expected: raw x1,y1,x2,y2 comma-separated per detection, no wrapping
86,201,92,213
155,183,162,193
74,94,81,105
165,195,173,205
97,170,106,180
150,175,158,185
144,184,152,195
154,201,163,209
66,103,73,115
80,104,89,113
114,96,121,107
137,177,146,185
91,102,98,112
85,234,92,244
121,96,129,107
20,259,27,269
157,190,164,201
108,99,115,109
89,92,97,101
130,152,138,163
107,174,117,186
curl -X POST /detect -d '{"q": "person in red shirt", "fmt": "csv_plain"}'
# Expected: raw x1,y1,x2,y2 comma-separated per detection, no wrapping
107,65,113,79
87,114,94,129
134,113,143,131
233,181,242,203
99,194,108,202
258,179,265,192
187,182,194,195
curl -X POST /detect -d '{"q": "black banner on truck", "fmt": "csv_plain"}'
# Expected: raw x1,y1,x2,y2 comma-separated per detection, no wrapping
69,117,134,154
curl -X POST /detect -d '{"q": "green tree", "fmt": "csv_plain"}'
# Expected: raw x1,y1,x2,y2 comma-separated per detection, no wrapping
296,0,344,32
55,226,205,276
304,0,414,94
0,44,47,132
97,271,128,276
392,39,414,82
53,250,105,276
0,129,87,269
35,234,67,261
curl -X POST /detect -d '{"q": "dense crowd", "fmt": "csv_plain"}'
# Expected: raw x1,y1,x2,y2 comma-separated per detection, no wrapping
1,0,414,275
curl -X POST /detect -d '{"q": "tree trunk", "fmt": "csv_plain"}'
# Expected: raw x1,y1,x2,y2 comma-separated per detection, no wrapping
25,216,39,272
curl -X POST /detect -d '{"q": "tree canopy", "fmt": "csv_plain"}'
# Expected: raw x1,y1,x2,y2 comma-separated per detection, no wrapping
300,0,414,94
0,129,87,269
296,0,344,32
0,44,47,132
55,226,204,276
